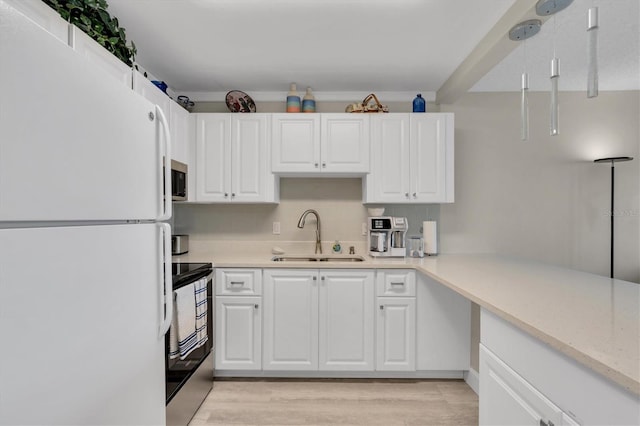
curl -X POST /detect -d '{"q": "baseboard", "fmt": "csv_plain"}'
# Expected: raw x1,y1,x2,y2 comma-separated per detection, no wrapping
464,368,479,395
215,370,465,379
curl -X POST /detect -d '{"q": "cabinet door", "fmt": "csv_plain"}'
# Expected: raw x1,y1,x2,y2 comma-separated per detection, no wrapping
319,270,374,371
170,101,190,165
410,114,453,203
368,114,411,202
70,25,132,87
480,344,563,426
321,114,369,173
416,273,470,370
263,270,319,370
271,114,320,173
195,114,231,202
4,0,69,43
215,296,262,370
231,114,269,202
376,297,416,371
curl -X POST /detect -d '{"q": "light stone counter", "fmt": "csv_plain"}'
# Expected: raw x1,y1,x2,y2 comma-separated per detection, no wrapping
173,250,640,396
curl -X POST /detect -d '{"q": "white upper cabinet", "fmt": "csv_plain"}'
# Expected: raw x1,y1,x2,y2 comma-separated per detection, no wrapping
70,25,132,87
271,114,320,173
133,71,171,115
195,114,277,203
272,114,369,175
3,0,68,43
169,101,191,165
365,113,454,203
321,114,370,173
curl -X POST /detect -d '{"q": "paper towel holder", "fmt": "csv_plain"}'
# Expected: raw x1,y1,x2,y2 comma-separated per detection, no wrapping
421,221,439,256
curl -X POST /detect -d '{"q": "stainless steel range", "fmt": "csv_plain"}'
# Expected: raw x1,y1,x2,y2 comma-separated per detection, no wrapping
166,262,214,426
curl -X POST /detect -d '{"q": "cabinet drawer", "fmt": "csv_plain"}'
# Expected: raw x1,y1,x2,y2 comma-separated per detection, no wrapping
376,270,416,297
215,269,262,295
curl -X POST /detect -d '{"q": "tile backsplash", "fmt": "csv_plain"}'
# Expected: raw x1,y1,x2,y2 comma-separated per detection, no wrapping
174,178,440,247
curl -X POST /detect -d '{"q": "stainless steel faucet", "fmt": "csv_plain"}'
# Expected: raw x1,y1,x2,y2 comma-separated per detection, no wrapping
297,209,322,254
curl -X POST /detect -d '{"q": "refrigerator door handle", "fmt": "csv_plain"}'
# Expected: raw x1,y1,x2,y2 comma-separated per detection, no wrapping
156,105,172,221
159,222,173,337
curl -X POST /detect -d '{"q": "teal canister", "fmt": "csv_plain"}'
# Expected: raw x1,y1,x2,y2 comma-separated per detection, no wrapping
413,93,426,112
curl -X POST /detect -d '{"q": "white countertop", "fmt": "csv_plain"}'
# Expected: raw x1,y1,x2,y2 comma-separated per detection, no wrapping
174,251,640,396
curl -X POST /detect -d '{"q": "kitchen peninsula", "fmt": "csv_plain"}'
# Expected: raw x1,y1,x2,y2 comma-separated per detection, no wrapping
174,250,640,425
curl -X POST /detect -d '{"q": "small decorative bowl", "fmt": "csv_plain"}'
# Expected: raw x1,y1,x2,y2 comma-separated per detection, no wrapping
367,207,385,217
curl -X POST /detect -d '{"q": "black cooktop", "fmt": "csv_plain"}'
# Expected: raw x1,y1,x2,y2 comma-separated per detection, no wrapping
172,262,212,287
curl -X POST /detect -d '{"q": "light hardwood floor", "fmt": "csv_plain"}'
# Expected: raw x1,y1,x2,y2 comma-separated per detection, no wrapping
189,379,478,426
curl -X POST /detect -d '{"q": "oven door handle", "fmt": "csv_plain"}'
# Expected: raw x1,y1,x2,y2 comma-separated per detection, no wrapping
159,222,173,337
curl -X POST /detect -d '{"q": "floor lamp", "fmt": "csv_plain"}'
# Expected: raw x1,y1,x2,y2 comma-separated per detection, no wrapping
593,156,634,278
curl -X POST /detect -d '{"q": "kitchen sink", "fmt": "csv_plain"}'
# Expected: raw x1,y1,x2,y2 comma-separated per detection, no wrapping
271,255,366,262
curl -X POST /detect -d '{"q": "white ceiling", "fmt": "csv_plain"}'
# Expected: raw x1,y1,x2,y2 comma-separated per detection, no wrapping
107,0,639,100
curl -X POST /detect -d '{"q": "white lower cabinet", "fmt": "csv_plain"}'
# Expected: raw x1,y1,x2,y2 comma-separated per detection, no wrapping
376,297,416,371
480,344,565,426
319,270,375,371
416,273,470,371
481,308,639,426
215,296,262,370
263,269,319,370
262,269,375,372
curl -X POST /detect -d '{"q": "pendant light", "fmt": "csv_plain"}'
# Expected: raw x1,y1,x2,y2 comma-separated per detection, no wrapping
536,0,574,136
509,20,541,142
587,5,599,98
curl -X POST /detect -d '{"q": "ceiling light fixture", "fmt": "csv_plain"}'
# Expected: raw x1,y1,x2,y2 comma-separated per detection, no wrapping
536,0,574,137
509,20,542,141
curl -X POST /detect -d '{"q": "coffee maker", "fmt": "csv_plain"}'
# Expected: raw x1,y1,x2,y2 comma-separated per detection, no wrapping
368,216,408,257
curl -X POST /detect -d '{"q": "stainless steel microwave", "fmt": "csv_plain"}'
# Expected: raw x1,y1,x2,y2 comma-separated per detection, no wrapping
171,160,187,201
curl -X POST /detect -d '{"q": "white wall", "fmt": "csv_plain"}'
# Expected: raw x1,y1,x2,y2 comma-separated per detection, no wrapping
440,91,639,283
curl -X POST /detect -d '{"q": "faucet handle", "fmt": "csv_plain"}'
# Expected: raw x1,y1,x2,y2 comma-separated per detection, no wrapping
349,246,355,255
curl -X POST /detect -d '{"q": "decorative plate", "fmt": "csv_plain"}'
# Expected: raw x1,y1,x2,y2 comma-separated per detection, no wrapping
225,90,256,113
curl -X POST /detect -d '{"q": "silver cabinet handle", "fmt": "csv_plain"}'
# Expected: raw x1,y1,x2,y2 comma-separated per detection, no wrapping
390,282,404,286
380,305,384,310
231,193,236,197
405,192,409,198
230,281,244,285
224,193,229,197
254,304,259,309
322,162,326,168
312,276,317,281
413,192,417,198
321,276,325,280
314,163,319,168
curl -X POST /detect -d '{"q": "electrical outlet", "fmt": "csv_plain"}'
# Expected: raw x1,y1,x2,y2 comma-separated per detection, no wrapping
272,222,281,235
361,222,367,236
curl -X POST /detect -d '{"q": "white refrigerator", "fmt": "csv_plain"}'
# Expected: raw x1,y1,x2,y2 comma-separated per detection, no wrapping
0,2,172,425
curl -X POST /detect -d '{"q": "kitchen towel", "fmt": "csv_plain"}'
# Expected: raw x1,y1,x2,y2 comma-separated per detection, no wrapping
423,221,438,255
169,283,198,360
194,277,208,349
